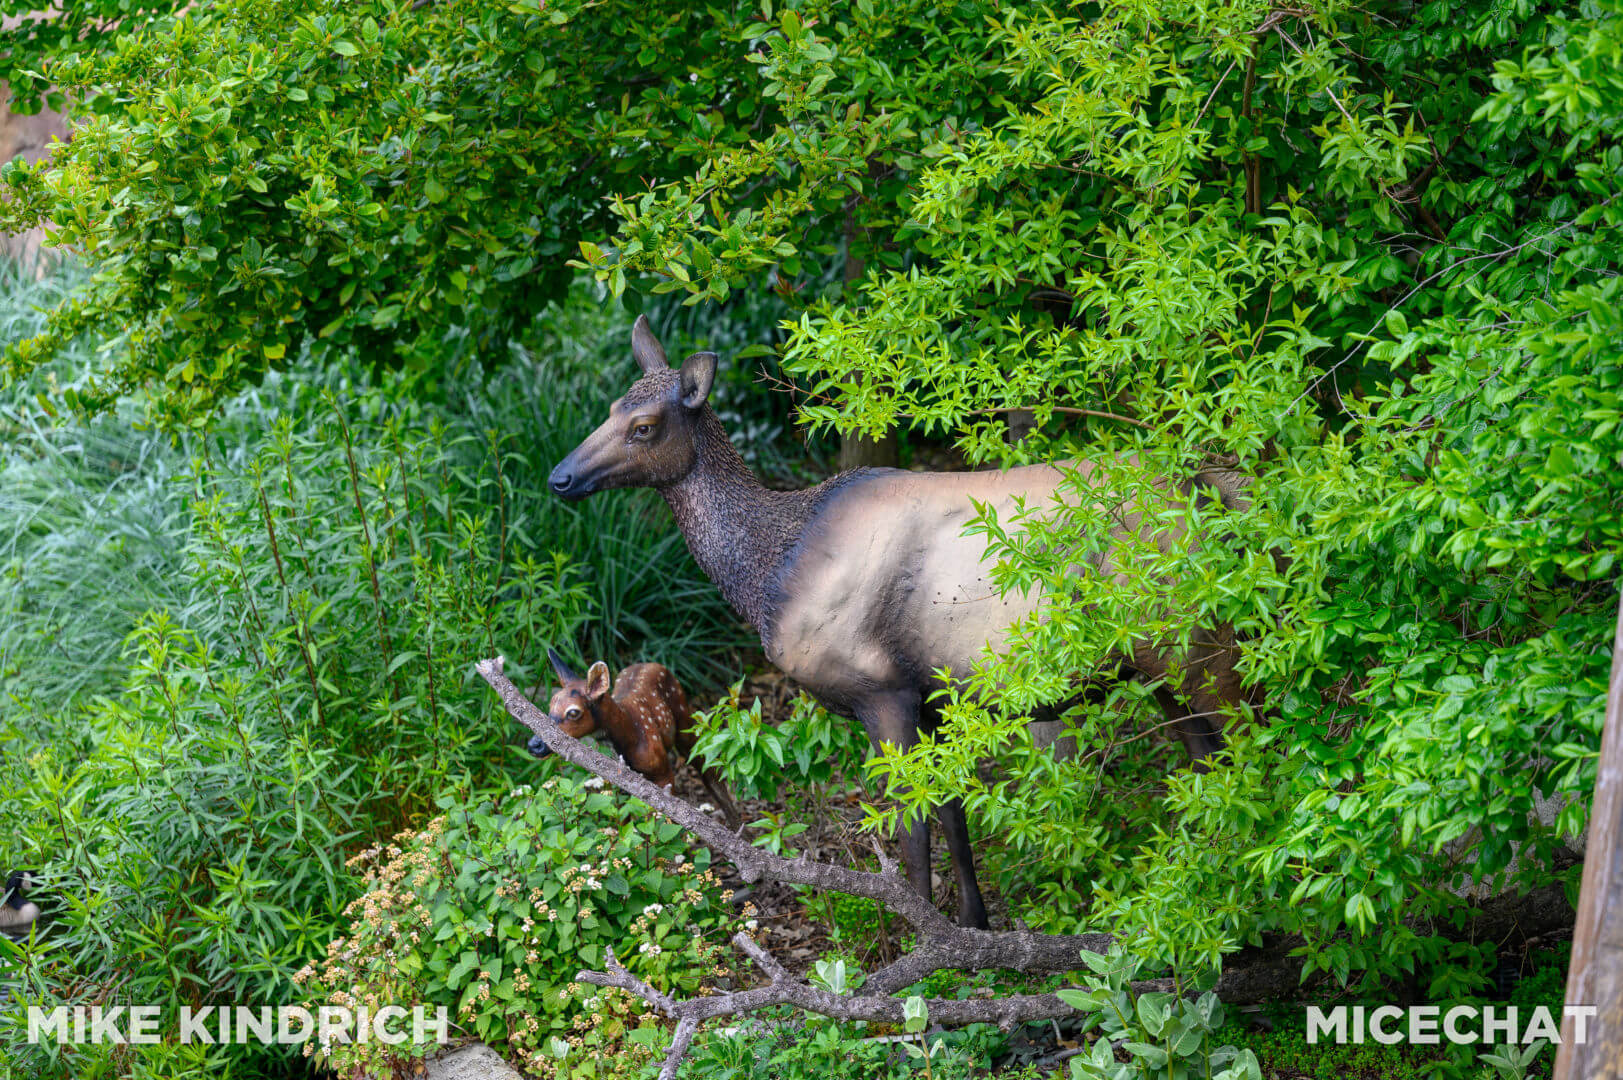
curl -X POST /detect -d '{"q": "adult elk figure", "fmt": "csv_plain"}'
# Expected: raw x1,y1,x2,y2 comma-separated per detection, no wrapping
548,317,1249,929
529,647,741,829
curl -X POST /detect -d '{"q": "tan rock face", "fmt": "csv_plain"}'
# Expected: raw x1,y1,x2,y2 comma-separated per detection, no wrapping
0,80,68,272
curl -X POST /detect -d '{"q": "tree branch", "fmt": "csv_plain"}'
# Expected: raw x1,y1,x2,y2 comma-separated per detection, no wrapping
476,656,1113,1077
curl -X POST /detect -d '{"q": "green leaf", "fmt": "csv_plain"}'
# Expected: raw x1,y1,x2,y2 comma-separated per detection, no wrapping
1545,445,1580,478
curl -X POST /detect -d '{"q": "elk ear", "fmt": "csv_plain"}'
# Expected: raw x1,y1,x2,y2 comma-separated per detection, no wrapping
631,315,667,374
679,351,717,410
547,646,579,684
585,661,612,701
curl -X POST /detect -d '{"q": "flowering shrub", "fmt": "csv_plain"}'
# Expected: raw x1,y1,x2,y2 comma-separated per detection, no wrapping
297,773,736,1078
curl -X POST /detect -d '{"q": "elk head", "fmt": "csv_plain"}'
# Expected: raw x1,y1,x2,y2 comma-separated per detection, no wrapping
526,647,613,758
547,316,717,500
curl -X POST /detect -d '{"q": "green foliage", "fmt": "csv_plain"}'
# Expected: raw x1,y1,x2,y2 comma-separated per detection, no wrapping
1217,1013,1455,1080
803,889,890,950
0,0,821,424
0,279,748,1078
3,0,1619,1035
0,376,591,1077
299,774,735,1079
674,1006,1007,1080
1204,945,1574,1079
689,684,870,802
603,0,1619,997
0,1,190,115
1478,1041,1548,1080
1061,944,1259,1080
0,261,195,709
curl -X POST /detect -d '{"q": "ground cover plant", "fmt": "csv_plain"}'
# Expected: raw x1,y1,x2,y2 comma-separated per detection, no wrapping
0,0,1618,1075
297,772,737,1080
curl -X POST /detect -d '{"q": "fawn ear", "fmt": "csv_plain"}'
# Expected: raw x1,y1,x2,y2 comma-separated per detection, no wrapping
547,646,579,684
679,351,717,410
632,315,667,374
585,662,612,701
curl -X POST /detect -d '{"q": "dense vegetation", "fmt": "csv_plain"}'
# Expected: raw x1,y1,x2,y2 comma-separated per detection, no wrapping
0,0,1619,1076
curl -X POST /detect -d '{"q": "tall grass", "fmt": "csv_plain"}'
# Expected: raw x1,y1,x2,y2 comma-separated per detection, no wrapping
0,265,196,712
1,271,753,714
0,263,757,1079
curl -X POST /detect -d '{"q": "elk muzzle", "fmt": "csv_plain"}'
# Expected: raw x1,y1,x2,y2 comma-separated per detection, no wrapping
547,459,593,500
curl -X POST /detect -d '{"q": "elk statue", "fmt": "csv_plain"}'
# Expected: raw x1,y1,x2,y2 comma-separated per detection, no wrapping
527,647,741,829
547,316,1250,928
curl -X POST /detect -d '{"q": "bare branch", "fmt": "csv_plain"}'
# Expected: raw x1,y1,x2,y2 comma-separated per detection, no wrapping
477,656,1114,1075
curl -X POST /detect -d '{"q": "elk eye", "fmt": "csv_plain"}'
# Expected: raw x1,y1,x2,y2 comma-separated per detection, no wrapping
633,423,653,438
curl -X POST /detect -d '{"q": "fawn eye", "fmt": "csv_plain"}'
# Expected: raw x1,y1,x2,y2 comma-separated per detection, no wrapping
566,708,581,719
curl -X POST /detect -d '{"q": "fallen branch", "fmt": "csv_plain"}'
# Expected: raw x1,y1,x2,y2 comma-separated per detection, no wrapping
476,656,1111,1079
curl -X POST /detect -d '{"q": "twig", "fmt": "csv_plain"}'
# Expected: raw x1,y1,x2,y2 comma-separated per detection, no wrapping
1192,58,1240,130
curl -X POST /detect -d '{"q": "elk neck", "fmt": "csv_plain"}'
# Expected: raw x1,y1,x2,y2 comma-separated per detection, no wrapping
656,408,833,637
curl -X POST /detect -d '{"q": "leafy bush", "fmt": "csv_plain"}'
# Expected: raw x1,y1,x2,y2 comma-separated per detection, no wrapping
676,1007,1008,1080
689,685,870,803
298,773,736,1079
1060,944,1259,1080
0,383,590,1077
2,0,1618,1051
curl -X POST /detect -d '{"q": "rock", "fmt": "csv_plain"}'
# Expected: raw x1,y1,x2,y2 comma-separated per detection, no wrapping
420,1043,524,1080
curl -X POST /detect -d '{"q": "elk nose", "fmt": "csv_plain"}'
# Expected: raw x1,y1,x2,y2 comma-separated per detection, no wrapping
548,467,572,495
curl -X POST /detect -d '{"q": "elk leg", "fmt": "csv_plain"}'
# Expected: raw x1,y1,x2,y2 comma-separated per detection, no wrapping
855,691,932,908
1137,627,1245,764
937,797,988,929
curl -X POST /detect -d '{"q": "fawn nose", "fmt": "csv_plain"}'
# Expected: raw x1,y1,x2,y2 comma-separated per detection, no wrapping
527,733,553,759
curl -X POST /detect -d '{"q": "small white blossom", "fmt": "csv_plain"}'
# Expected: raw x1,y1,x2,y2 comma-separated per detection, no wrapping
584,776,606,790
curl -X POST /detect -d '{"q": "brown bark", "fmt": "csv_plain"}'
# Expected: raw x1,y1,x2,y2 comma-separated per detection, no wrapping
838,207,898,471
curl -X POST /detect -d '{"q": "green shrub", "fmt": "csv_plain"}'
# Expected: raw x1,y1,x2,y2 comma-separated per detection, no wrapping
1060,944,1259,1080
676,1007,1008,1080
0,388,591,1076
689,685,870,804
298,772,736,1079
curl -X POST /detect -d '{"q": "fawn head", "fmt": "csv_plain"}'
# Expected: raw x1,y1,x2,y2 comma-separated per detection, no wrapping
527,647,612,758
548,316,717,500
